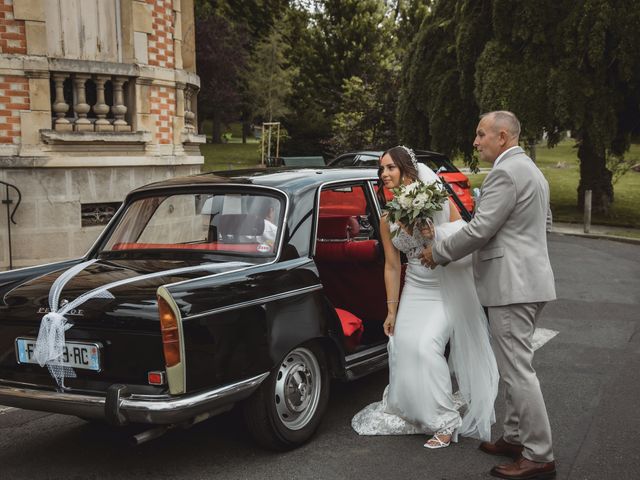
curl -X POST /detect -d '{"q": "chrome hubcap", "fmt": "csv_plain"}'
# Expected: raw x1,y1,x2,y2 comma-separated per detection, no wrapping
274,347,321,430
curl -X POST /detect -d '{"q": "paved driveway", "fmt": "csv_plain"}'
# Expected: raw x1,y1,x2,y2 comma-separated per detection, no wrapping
1,234,639,479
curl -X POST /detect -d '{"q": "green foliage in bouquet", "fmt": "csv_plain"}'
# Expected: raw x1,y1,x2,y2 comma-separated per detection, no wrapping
384,180,450,237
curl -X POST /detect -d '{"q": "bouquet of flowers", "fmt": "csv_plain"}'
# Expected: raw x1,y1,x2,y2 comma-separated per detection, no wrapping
384,180,450,238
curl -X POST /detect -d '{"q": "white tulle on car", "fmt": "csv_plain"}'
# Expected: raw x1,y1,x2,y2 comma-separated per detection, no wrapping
34,260,252,389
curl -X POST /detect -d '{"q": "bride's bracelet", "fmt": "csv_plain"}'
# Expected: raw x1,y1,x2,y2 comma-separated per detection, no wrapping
386,300,399,304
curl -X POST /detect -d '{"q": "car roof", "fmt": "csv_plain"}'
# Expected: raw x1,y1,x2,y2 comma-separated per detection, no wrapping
131,167,380,196
334,149,449,159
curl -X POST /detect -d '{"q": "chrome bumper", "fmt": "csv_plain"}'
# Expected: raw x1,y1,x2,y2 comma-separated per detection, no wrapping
0,372,269,425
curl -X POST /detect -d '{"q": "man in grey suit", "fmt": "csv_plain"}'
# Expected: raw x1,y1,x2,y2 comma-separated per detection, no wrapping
422,111,556,480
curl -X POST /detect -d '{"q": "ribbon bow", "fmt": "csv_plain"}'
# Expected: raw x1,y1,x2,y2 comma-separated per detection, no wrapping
33,312,76,388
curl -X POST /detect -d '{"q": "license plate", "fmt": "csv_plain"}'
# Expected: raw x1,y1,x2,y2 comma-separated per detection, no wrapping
15,338,101,372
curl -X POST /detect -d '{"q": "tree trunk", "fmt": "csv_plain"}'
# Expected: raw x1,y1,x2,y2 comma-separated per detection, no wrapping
242,121,251,144
577,133,613,214
211,111,222,144
525,138,537,163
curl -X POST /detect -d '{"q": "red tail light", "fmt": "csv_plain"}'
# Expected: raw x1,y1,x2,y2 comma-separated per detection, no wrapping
157,296,181,367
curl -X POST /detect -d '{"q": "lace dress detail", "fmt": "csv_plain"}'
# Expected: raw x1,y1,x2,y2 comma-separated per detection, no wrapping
389,223,428,259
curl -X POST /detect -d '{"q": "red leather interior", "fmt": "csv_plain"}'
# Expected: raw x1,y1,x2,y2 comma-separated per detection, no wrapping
316,214,360,239
315,240,378,263
314,212,386,347
319,189,367,216
335,308,364,352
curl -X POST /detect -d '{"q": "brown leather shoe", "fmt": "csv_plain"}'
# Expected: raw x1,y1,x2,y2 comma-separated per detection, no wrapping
490,457,556,479
479,437,524,459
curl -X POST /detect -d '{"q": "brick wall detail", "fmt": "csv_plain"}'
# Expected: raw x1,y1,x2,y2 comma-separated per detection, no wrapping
148,0,175,69
150,86,175,144
0,0,26,54
0,75,29,144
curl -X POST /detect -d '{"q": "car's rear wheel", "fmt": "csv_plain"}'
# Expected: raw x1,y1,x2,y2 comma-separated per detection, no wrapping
243,343,330,450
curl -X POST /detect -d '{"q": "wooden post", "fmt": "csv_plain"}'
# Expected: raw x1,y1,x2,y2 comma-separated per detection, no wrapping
261,124,265,167
584,189,592,233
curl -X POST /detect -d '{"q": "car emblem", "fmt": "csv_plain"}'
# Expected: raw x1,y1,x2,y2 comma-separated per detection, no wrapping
37,299,85,317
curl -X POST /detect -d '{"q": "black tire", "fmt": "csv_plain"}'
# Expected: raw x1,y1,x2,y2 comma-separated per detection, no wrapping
243,342,330,450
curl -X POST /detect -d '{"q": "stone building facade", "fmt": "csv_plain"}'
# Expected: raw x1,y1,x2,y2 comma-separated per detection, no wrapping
0,0,204,270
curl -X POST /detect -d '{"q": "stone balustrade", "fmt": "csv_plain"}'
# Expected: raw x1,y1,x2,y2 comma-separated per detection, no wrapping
51,72,133,132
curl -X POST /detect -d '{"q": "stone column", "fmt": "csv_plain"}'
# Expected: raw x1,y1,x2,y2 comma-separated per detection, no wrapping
112,76,131,132
52,74,72,131
73,74,93,132
94,75,113,132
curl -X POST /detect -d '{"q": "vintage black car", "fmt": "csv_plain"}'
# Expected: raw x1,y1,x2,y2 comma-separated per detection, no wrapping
0,167,398,449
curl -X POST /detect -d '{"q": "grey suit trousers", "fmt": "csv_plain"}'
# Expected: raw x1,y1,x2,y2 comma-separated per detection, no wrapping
488,303,554,463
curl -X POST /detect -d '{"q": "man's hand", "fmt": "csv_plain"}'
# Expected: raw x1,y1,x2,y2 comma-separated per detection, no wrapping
421,245,437,269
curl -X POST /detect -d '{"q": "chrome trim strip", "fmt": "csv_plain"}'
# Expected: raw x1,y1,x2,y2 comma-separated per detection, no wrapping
345,347,389,381
0,372,270,425
316,238,349,243
346,350,388,370
185,284,323,320
120,372,269,414
344,343,387,364
365,181,383,219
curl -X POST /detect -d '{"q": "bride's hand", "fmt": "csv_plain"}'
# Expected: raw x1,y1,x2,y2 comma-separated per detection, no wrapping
383,313,396,337
419,219,435,240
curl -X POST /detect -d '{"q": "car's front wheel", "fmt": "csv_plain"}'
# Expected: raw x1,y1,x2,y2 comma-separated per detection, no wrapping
243,343,330,450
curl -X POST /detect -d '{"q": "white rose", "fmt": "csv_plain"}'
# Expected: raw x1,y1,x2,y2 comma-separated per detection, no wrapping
398,194,412,209
405,182,419,194
412,197,425,209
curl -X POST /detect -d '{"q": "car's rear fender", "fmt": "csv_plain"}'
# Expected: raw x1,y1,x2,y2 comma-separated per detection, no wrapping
165,258,345,392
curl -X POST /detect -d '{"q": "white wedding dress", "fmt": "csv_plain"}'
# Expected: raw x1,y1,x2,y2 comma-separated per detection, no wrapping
352,164,499,442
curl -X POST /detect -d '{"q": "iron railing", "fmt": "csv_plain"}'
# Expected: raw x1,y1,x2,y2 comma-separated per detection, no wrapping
1,180,21,270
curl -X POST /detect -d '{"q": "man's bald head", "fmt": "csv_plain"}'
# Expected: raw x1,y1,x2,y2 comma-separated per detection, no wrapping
481,111,521,142
473,111,521,164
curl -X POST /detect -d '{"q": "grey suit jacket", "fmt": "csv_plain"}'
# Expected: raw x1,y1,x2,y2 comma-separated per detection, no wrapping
432,147,556,307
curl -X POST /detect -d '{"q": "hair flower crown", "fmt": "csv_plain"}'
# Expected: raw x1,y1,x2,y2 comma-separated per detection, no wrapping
401,145,418,169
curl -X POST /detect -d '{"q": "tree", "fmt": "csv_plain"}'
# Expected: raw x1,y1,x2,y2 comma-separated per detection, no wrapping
547,0,640,212
474,0,566,161
244,29,296,123
285,0,399,155
329,76,380,152
195,11,249,143
398,0,492,169
195,0,290,143
399,0,640,212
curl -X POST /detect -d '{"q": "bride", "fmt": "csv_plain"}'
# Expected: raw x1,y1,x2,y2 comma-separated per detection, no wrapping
351,146,499,449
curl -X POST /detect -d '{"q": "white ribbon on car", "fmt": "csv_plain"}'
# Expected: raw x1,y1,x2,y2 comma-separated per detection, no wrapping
34,259,251,389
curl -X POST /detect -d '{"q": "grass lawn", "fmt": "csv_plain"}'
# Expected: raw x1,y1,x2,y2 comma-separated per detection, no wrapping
465,140,640,229
201,142,262,171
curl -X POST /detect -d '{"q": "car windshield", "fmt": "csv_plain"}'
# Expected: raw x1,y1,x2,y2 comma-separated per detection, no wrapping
418,156,456,173
101,191,283,257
